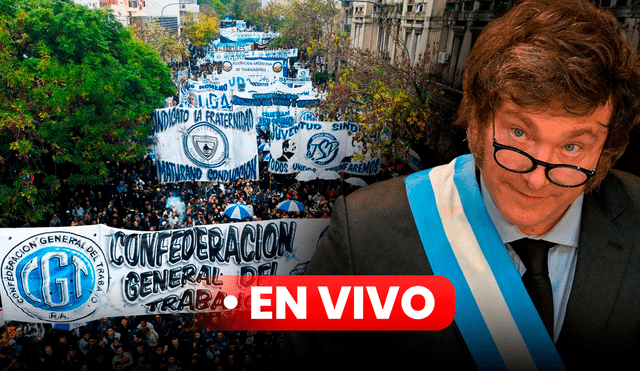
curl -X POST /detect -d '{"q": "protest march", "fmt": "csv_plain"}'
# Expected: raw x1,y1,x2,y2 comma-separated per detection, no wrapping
0,17,398,371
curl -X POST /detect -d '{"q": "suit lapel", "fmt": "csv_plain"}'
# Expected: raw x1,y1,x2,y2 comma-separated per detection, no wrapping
556,174,633,354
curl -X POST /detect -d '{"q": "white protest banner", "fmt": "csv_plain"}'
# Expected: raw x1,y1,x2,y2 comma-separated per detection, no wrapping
187,80,233,110
256,107,296,133
218,59,286,83
267,121,381,176
231,91,319,111
292,120,352,173
279,76,312,86
245,76,278,90
207,49,298,62
211,42,252,52
0,219,329,324
246,49,298,59
152,106,259,183
324,122,382,176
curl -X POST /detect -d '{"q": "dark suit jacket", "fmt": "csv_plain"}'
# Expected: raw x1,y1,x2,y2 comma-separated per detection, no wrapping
283,169,640,371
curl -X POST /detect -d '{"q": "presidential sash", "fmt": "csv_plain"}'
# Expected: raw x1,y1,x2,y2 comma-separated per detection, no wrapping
405,154,566,371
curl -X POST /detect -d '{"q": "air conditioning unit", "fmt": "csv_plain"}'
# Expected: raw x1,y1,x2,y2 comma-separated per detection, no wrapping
437,52,449,64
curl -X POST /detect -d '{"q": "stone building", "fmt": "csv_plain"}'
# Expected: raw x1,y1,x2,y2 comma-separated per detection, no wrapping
343,0,640,88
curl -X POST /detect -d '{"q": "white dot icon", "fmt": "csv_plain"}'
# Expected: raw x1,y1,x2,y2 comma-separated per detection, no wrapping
224,295,238,309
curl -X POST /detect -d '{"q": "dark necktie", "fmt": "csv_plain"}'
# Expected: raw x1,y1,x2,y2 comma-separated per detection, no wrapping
510,238,555,338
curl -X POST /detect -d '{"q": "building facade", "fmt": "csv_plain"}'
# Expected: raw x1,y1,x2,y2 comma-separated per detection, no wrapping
342,0,640,88
99,0,148,25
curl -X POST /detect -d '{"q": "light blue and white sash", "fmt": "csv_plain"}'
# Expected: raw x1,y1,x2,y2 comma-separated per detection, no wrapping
405,154,566,371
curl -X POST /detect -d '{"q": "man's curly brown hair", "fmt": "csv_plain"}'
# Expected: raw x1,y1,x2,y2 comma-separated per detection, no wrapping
456,0,640,192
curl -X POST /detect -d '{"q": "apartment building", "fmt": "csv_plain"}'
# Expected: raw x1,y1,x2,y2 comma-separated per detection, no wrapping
342,0,640,88
99,0,148,25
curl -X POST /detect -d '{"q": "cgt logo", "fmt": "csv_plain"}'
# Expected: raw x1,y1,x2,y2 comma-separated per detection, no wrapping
2,232,109,322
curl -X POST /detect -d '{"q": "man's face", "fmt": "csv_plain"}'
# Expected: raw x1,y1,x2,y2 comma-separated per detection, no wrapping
479,101,610,235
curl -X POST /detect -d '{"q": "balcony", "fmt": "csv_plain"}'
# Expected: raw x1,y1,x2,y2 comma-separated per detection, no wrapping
444,1,513,23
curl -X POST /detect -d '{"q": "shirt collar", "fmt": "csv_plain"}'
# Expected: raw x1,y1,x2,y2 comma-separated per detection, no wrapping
479,174,582,247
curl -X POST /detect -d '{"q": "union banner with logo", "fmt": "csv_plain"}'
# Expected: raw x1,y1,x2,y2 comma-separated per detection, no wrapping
0,220,329,325
267,120,381,176
151,106,259,183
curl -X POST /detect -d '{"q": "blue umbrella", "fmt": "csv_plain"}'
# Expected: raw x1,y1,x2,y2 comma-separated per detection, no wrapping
224,203,252,220
261,153,272,162
258,143,271,152
277,200,305,213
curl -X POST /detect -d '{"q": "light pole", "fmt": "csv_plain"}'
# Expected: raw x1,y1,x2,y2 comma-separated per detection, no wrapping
160,0,196,36
160,0,196,16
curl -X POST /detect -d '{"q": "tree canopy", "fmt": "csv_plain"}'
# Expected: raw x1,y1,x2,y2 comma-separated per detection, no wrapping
0,0,175,226
130,19,189,63
199,0,263,27
271,0,339,50
316,26,464,171
182,12,220,48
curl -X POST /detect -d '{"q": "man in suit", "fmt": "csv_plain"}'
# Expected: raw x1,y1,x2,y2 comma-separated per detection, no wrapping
284,0,640,370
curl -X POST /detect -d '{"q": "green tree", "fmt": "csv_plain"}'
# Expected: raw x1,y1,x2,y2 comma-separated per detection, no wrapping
272,0,339,51
182,12,220,48
199,0,262,25
130,19,189,63
253,1,286,31
198,0,228,19
0,0,174,226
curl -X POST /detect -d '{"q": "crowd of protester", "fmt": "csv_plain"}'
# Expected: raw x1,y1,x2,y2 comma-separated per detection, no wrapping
40,153,376,229
9,38,404,371
0,315,284,371
11,153,397,371
14,136,398,371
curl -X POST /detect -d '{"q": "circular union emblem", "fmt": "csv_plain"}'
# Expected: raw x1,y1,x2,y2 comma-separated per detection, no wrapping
1,232,109,322
183,122,229,168
306,132,340,166
222,61,233,72
299,110,316,122
272,62,283,73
